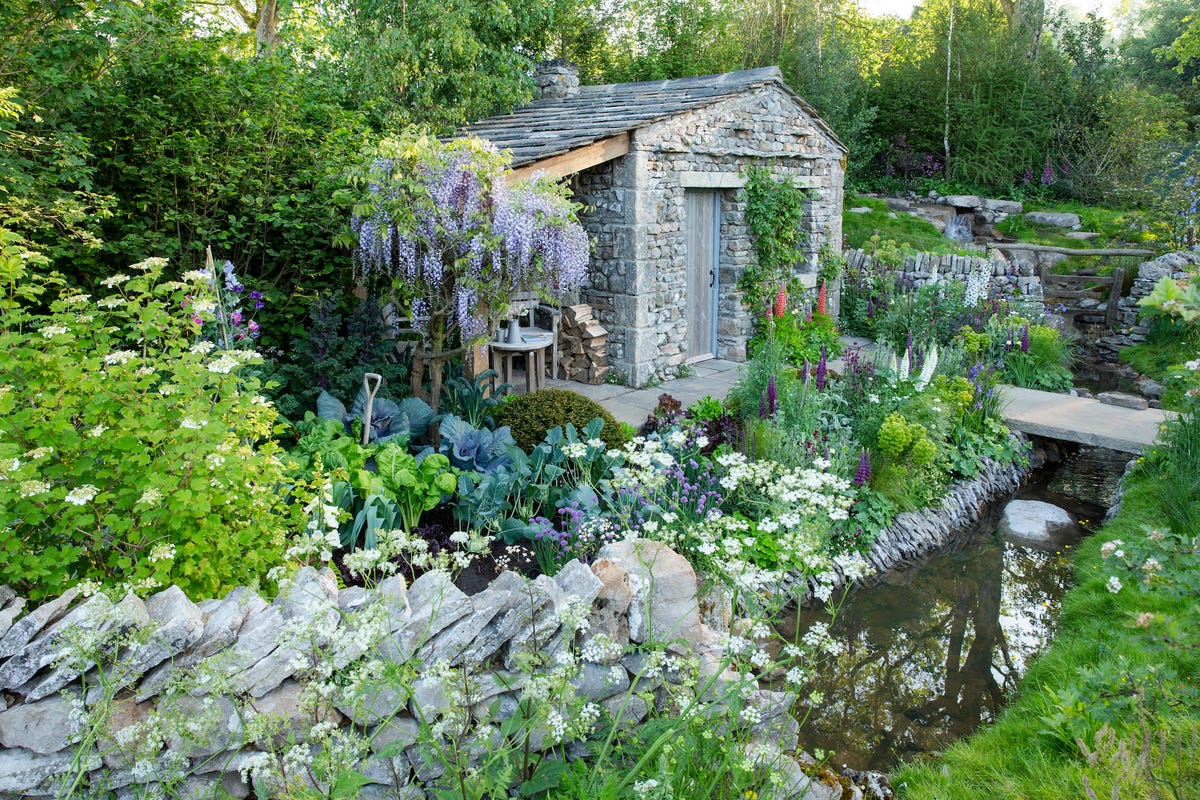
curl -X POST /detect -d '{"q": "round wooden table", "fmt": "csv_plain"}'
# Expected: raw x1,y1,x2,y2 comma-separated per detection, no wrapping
490,333,553,393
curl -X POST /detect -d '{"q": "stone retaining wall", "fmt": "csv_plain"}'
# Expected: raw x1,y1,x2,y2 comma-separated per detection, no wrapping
0,543,819,800
1094,246,1200,362
0,453,1034,799
843,249,1043,299
783,450,1032,600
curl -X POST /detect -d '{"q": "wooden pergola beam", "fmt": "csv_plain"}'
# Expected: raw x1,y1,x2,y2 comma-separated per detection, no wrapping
507,133,631,183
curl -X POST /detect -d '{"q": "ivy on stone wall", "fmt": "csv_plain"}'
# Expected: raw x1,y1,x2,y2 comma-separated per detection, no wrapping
739,166,809,316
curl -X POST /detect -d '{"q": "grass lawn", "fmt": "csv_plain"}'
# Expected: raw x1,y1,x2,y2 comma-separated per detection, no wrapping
842,195,976,255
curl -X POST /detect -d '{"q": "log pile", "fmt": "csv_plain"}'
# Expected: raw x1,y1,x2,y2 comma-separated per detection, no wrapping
558,304,609,384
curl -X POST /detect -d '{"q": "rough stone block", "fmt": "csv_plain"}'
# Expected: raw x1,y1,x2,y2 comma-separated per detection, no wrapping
1097,391,1150,410
594,540,703,650
0,587,79,661
0,693,76,754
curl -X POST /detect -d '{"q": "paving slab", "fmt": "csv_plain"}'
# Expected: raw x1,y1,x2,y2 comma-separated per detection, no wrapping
1000,385,1174,454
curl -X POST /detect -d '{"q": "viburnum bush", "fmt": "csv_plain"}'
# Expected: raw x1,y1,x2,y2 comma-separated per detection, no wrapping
0,238,302,601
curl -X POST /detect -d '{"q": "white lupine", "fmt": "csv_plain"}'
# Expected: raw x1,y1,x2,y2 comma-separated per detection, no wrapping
914,345,939,391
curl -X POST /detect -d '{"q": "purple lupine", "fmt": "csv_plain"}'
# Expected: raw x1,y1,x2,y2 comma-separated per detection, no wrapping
867,297,876,318
1020,324,1030,353
853,449,872,485
1041,158,1054,187
816,348,827,392
767,375,778,416
759,391,768,419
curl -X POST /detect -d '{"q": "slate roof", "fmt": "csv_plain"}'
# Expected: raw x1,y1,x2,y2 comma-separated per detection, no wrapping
462,66,846,168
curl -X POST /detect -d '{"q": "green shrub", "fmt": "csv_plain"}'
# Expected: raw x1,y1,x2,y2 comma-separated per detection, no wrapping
0,244,300,601
495,389,627,452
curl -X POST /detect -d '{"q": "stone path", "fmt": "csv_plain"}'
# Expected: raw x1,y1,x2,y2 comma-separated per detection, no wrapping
999,385,1174,454
533,334,1173,453
545,359,743,427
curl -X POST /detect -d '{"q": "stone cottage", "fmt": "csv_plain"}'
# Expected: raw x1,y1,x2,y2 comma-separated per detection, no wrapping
464,64,847,386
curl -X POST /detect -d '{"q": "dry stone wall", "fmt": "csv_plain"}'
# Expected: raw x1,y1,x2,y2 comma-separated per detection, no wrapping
1095,246,1200,361
576,85,844,387
0,544,817,800
842,248,1043,299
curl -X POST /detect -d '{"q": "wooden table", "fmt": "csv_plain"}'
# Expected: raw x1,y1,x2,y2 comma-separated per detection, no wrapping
490,331,554,393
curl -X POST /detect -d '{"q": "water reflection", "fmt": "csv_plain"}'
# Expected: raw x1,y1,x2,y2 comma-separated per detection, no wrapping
781,528,1077,771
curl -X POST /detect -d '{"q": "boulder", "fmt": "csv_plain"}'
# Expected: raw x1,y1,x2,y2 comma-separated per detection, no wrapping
982,198,1023,215
1065,231,1100,241
1024,211,1080,229
594,540,703,650
998,500,1077,550
941,194,983,209
848,206,873,214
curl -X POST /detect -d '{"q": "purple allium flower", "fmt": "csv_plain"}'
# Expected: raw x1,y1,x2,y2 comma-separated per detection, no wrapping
816,348,827,392
853,449,872,486
767,375,778,416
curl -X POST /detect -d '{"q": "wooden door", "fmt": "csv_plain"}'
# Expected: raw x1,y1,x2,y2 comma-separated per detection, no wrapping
685,190,719,361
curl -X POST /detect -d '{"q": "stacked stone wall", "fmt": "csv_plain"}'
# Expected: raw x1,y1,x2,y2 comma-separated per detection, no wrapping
1095,246,1200,361
842,248,1043,299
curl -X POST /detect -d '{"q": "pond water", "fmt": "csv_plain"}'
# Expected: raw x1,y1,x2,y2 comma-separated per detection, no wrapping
780,446,1130,772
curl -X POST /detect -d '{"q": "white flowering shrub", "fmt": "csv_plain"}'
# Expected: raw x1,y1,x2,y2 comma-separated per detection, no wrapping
0,255,304,600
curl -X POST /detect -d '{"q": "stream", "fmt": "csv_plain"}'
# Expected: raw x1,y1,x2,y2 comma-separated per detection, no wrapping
780,446,1130,771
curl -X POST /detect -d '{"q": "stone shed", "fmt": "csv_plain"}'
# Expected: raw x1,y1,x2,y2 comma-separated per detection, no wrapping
464,65,847,386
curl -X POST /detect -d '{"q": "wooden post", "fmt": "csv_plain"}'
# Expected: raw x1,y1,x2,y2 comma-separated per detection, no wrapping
1107,267,1125,327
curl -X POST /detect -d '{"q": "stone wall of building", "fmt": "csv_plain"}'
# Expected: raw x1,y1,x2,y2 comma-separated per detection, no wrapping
1094,246,1200,362
575,86,845,387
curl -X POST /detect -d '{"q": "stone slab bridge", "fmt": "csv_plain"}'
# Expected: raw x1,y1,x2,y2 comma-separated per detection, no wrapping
1000,385,1175,454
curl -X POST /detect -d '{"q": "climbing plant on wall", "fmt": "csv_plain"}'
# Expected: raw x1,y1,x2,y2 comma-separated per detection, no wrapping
739,166,809,316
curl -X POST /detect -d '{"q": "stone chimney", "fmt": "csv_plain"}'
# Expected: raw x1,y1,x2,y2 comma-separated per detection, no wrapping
535,60,580,100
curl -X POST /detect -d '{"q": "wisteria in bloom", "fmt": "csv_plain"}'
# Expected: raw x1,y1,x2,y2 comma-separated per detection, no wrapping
351,136,589,349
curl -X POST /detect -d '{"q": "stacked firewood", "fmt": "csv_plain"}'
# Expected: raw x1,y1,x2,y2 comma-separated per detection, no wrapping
558,304,609,384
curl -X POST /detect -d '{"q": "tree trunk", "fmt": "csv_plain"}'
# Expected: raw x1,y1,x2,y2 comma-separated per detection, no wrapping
255,0,281,56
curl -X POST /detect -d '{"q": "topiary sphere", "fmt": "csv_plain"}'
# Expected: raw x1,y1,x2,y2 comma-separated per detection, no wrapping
495,388,627,452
